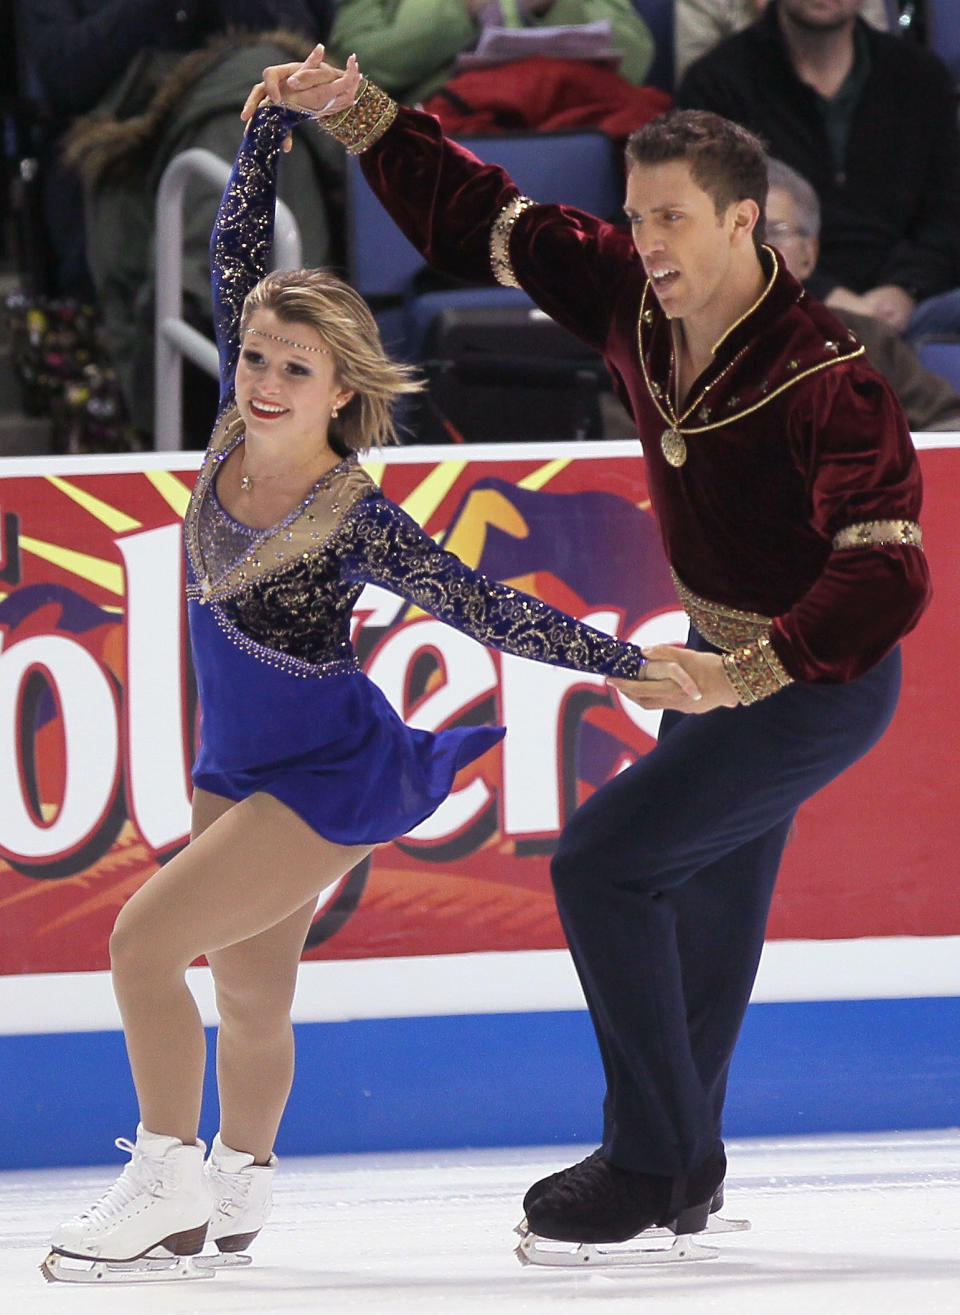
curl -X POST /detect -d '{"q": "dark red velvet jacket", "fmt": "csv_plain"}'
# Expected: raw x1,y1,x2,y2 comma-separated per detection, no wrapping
361,105,931,685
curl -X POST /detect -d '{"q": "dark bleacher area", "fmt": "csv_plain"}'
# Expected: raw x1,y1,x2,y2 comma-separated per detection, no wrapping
2,1,959,453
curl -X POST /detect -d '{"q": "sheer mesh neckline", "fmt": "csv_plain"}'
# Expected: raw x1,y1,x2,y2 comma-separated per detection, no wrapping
211,435,357,535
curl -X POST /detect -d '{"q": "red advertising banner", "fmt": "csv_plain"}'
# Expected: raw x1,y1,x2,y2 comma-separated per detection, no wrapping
0,445,957,977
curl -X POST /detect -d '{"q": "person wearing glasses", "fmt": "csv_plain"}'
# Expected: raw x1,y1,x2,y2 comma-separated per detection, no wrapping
767,156,960,431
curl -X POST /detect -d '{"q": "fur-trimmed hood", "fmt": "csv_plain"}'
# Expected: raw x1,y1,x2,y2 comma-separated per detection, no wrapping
64,30,312,187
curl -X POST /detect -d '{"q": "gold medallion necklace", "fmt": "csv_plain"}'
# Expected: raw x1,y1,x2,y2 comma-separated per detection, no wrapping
637,304,702,468
660,429,686,466
660,370,687,469
637,259,782,468
659,328,689,467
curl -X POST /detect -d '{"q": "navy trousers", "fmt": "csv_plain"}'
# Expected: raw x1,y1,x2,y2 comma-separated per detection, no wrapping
550,633,902,1176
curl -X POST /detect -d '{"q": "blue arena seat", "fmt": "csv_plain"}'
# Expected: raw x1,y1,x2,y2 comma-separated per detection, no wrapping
632,0,676,93
345,129,623,358
924,0,960,83
914,337,960,396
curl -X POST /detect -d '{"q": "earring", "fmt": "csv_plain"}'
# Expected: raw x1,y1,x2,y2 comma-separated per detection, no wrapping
331,406,339,419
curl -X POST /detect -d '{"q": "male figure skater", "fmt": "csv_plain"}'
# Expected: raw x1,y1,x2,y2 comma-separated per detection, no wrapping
250,48,930,1259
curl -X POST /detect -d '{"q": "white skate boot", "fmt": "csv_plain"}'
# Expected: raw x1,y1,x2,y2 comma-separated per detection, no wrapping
200,1133,277,1268
41,1125,214,1284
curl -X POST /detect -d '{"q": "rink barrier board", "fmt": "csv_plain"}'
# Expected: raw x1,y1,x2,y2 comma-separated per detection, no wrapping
2,996,959,1171
1,438,958,1170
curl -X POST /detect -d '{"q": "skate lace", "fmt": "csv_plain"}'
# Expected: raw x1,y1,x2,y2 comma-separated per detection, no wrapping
73,1138,172,1227
209,1170,250,1218
546,1153,637,1211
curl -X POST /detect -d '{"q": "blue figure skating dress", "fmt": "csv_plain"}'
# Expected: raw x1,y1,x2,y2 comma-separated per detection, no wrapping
183,104,645,846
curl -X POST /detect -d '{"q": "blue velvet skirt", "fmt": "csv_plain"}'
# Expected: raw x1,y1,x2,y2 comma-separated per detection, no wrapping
188,599,504,845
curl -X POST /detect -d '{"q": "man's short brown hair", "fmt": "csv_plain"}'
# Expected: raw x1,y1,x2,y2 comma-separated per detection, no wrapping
626,110,769,245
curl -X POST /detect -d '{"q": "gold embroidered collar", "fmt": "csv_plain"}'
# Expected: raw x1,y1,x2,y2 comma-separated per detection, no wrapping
185,406,374,604
637,247,865,467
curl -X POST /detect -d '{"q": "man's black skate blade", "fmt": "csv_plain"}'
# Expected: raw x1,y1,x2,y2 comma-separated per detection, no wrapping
514,1220,722,1267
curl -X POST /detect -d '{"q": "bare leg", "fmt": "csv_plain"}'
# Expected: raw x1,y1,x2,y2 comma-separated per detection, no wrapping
109,790,372,1146
207,902,319,1164
193,790,320,1162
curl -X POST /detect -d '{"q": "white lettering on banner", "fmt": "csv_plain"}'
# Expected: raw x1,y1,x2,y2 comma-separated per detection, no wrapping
366,620,499,841
116,525,192,853
352,583,406,631
0,634,120,860
499,609,690,834
500,610,618,836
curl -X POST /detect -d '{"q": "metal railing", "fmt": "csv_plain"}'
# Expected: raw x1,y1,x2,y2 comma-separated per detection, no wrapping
154,148,303,450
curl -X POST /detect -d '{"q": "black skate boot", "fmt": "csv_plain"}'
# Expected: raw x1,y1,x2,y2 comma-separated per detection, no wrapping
525,1145,727,1245
522,1149,605,1215
523,1143,728,1218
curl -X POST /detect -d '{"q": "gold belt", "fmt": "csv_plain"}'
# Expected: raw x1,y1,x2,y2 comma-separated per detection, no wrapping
670,569,772,652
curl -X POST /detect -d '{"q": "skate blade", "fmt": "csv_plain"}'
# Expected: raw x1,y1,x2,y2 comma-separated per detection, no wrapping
637,1212,751,1239
704,1213,750,1234
194,1251,253,1269
513,1221,720,1268
41,1250,215,1284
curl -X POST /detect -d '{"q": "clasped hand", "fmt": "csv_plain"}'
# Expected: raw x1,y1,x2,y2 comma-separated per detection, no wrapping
241,43,362,140
611,646,740,715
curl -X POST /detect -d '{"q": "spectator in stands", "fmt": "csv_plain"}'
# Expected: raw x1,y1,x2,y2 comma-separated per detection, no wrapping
21,1,338,444
677,0,960,342
326,0,656,107
768,157,960,431
26,2,337,117
674,0,889,84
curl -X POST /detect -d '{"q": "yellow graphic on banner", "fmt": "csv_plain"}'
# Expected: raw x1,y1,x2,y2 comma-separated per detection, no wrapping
395,460,571,621
44,477,141,534
518,458,570,492
400,462,467,531
19,536,124,596
145,470,192,519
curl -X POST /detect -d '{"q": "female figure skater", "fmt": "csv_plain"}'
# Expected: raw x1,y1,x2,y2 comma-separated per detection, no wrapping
43,74,696,1283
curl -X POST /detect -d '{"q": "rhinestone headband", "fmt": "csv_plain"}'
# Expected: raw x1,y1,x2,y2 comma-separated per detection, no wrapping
246,327,329,354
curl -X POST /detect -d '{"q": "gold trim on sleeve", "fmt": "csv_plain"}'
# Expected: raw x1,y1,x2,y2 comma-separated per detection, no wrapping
490,195,536,287
722,635,794,705
317,79,398,154
832,519,923,551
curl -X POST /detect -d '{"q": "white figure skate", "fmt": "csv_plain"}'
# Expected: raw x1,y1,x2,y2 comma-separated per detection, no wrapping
197,1133,278,1269
41,1125,214,1284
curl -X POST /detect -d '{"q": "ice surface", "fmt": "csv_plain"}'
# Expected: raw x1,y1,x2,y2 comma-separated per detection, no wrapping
3,1130,958,1313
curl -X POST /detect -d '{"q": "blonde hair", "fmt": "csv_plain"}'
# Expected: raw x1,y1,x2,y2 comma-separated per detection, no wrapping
240,269,422,452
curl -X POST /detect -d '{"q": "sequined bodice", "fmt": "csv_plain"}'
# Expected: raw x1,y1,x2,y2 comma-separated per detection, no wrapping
191,451,367,668
224,549,363,667
196,478,365,669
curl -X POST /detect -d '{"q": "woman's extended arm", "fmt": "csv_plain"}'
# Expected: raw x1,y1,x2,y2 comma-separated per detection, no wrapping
338,495,702,694
209,103,304,405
